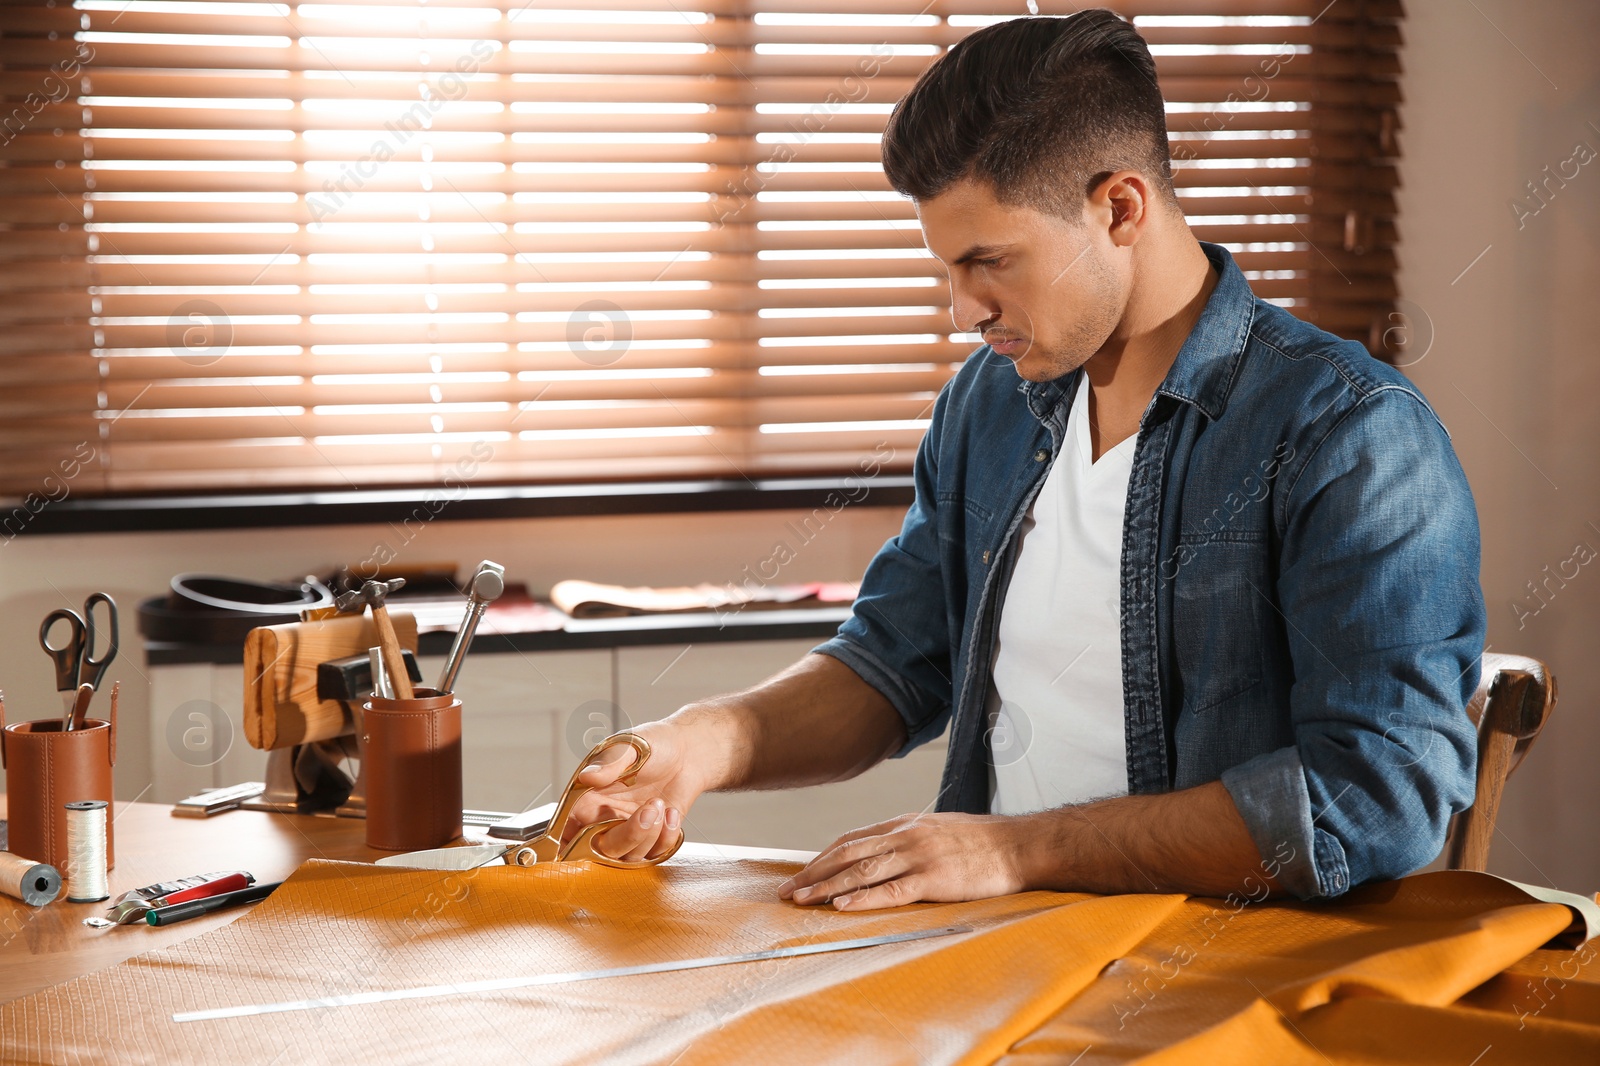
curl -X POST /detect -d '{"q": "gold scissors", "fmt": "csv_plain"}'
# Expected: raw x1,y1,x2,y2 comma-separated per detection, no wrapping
374,732,683,871
509,732,684,869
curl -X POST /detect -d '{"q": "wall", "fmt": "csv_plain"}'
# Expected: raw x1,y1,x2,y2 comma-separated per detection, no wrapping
1399,0,1600,891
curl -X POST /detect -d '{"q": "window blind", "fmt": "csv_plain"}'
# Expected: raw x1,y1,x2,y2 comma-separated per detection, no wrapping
0,0,1401,498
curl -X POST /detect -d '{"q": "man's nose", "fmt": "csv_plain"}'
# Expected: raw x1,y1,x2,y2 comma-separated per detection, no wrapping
948,275,997,334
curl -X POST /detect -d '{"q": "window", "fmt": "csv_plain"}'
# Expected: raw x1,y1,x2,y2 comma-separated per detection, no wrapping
0,1,1401,497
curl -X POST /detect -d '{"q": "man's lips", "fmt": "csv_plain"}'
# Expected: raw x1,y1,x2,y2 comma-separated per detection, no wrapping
984,333,1028,355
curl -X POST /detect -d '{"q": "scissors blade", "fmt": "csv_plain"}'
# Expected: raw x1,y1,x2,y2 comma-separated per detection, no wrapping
372,844,511,871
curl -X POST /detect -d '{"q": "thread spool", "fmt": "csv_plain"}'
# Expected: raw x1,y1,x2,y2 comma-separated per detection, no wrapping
0,851,62,907
64,800,110,903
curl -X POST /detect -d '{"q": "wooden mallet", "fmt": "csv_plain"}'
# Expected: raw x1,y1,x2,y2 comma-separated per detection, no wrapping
334,578,413,701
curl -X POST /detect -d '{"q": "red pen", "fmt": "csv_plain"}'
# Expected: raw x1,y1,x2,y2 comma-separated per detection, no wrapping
105,872,256,925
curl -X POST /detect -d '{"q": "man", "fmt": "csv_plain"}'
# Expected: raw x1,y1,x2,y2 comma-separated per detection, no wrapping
565,11,1485,908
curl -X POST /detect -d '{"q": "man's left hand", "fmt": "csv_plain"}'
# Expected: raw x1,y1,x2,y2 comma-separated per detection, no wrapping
777,812,1028,911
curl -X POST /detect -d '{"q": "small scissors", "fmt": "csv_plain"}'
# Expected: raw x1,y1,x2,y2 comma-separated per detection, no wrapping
375,732,684,871
39,592,119,730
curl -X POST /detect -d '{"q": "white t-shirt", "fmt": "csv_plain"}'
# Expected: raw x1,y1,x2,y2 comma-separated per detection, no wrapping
987,379,1134,815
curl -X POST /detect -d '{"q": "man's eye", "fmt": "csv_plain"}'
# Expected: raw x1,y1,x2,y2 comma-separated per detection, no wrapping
974,257,1003,269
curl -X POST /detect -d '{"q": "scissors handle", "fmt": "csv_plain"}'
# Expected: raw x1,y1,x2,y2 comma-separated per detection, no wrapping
516,732,682,869
552,816,685,869
39,609,87,694
78,592,119,692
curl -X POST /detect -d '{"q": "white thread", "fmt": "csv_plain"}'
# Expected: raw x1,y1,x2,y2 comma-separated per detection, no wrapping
64,800,109,903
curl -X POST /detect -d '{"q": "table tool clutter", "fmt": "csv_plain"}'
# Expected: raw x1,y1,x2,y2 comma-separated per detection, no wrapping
235,562,504,842
239,609,418,816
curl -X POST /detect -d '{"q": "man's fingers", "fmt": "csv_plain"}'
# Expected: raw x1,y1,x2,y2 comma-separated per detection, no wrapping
776,812,1022,909
782,841,901,903
592,797,665,857
576,740,642,787
777,834,893,895
647,804,684,861
592,799,683,862
780,814,920,891
830,876,923,911
566,743,645,828
776,843,861,899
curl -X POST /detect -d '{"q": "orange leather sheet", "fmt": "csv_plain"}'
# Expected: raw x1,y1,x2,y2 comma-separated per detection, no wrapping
3,859,1597,1065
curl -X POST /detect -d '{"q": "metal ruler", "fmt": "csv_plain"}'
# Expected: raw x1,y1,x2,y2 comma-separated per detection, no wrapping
173,924,972,1023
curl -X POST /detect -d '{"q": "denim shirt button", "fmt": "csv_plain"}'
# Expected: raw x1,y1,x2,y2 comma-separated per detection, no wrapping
1033,449,1048,462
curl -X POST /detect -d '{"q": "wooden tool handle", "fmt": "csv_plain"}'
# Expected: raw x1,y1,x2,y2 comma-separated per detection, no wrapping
370,606,414,701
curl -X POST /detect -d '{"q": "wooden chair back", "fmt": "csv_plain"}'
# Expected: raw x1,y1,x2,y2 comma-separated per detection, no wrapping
1444,652,1558,872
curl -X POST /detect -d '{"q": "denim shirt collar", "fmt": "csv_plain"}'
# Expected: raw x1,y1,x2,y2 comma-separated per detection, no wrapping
1156,242,1256,422
1020,241,1255,428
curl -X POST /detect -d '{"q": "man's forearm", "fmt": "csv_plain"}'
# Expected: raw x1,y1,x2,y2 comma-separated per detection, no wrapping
1016,781,1288,898
671,653,909,794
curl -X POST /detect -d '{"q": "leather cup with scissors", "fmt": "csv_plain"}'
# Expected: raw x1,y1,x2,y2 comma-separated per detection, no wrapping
39,592,119,731
376,733,685,872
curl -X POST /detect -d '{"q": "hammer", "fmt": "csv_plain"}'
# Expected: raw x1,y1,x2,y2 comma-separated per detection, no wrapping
334,578,413,700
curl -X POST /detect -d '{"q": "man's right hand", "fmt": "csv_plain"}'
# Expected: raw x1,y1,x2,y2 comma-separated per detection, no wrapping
565,721,705,863
556,653,907,864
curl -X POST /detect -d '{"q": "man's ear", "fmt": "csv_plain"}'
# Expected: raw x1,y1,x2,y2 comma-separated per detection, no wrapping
1085,169,1155,248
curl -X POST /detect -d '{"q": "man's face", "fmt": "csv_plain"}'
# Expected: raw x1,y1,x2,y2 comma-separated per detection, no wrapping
917,178,1129,382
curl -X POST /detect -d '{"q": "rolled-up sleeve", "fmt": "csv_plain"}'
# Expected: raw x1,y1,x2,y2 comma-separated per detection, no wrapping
814,384,957,756
1223,385,1485,899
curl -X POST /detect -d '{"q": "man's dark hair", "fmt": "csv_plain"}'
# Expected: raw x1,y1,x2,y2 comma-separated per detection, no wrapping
881,11,1177,219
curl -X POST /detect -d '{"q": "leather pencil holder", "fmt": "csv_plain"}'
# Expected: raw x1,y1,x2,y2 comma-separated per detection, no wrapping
1,691,117,872
361,687,462,852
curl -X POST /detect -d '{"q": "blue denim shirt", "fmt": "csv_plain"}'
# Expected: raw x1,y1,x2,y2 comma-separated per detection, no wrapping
816,242,1486,900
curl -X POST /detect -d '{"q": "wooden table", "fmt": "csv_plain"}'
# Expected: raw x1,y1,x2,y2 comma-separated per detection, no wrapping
4,799,1598,1064
0,797,809,1006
